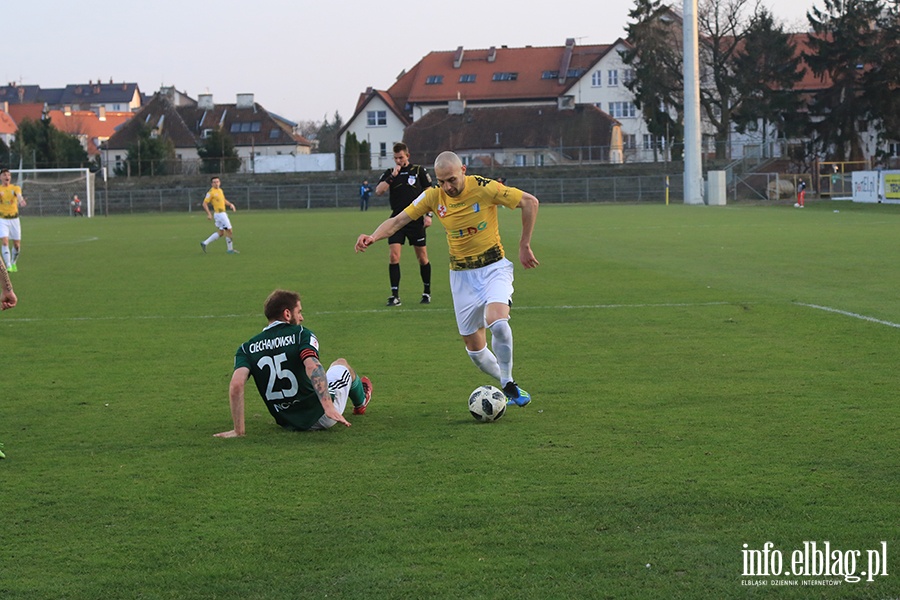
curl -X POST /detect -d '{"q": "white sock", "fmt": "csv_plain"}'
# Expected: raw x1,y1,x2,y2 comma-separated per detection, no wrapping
467,346,501,381
226,237,234,251
1,246,10,268
11,247,18,264
488,318,514,387
204,232,220,245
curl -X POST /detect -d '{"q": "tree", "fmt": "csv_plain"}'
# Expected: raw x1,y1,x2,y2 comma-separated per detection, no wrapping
804,0,886,161
197,128,241,174
116,124,176,177
10,116,89,169
622,0,685,162
731,8,806,156
342,133,372,171
696,0,763,160
344,132,360,170
315,111,344,160
359,140,372,170
861,0,900,163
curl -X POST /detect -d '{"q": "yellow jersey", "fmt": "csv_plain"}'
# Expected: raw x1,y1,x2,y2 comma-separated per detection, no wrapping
0,184,23,218
203,187,228,213
404,175,523,270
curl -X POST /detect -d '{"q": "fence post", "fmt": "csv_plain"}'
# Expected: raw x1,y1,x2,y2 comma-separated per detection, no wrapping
160,189,163,212
277,185,281,210
307,186,311,209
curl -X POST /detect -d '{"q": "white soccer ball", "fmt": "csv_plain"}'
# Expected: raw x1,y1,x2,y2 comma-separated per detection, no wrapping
468,385,507,422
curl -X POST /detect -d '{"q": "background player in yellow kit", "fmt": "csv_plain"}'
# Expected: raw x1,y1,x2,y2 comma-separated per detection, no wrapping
356,151,538,406
0,168,27,272
200,176,238,254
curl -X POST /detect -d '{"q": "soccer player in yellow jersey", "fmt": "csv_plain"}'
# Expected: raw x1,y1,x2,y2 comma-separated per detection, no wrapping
0,168,27,272
356,151,539,406
200,176,238,253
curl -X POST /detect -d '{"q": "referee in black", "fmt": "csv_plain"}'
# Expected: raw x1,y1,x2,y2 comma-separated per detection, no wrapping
375,142,433,306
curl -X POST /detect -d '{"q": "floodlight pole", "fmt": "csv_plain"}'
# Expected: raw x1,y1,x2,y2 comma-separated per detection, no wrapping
683,0,704,204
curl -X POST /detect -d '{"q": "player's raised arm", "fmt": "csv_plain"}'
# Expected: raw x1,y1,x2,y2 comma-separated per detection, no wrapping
516,192,540,269
355,212,413,253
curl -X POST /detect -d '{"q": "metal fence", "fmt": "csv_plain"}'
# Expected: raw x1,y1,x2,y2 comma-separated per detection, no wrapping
82,174,689,215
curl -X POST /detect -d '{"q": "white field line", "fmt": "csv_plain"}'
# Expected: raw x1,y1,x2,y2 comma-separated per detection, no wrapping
6,302,897,330
794,302,900,329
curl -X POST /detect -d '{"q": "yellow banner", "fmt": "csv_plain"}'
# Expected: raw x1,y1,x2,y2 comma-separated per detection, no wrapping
886,174,900,199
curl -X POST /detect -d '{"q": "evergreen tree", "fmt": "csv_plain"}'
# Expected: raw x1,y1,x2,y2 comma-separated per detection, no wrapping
805,0,886,161
862,0,900,161
11,116,89,168
359,140,372,171
116,124,176,177
622,0,684,162
197,128,242,174
731,9,806,156
343,132,359,170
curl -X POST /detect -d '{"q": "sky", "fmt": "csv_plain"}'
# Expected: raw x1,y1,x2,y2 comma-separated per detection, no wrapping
7,0,815,126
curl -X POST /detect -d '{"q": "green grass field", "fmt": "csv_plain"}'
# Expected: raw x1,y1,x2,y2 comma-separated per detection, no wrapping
2,201,899,599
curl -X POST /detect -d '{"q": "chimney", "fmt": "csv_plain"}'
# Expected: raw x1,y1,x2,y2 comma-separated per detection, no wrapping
448,99,466,115
236,93,254,108
98,106,107,121
0,101,7,113
453,46,465,69
487,46,497,62
64,105,72,116
558,37,576,85
198,94,214,109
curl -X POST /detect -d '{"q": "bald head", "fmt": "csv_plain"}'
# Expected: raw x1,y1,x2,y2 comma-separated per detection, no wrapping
434,151,462,171
434,151,467,197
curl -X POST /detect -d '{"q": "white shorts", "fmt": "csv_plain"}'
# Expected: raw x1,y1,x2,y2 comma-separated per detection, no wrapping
213,212,232,231
310,364,351,430
450,258,515,336
0,218,21,241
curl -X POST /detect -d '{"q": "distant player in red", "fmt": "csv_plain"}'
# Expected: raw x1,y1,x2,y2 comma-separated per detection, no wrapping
795,180,806,208
71,194,83,216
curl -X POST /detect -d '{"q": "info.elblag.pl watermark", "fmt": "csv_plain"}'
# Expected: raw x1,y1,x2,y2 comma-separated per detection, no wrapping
741,541,888,586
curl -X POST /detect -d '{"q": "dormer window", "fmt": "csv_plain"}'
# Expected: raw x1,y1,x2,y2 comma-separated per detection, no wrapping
458,74,476,83
492,72,518,81
425,75,444,84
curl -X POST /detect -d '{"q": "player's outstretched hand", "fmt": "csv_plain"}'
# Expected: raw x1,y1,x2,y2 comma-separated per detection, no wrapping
325,404,351,427
520,245,540,269
355,234,374,253
1,289,17,310
214,429,244,438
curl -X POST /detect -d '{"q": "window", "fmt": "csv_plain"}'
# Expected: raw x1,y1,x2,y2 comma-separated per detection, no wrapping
230,123,240,133
623,69,636,85
458,74,476,83
608,102,636,118
567,68,585,78
380,143,387,158
643,134,665,150
542,70,559,79
425,75,443,85
367,110,387,126
623,134,636,150
515,154,527,167
269,129,281,139
591,71,603,87
231,122,261,133
608,70,619,86
536,154,545,167
492,72,518,81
